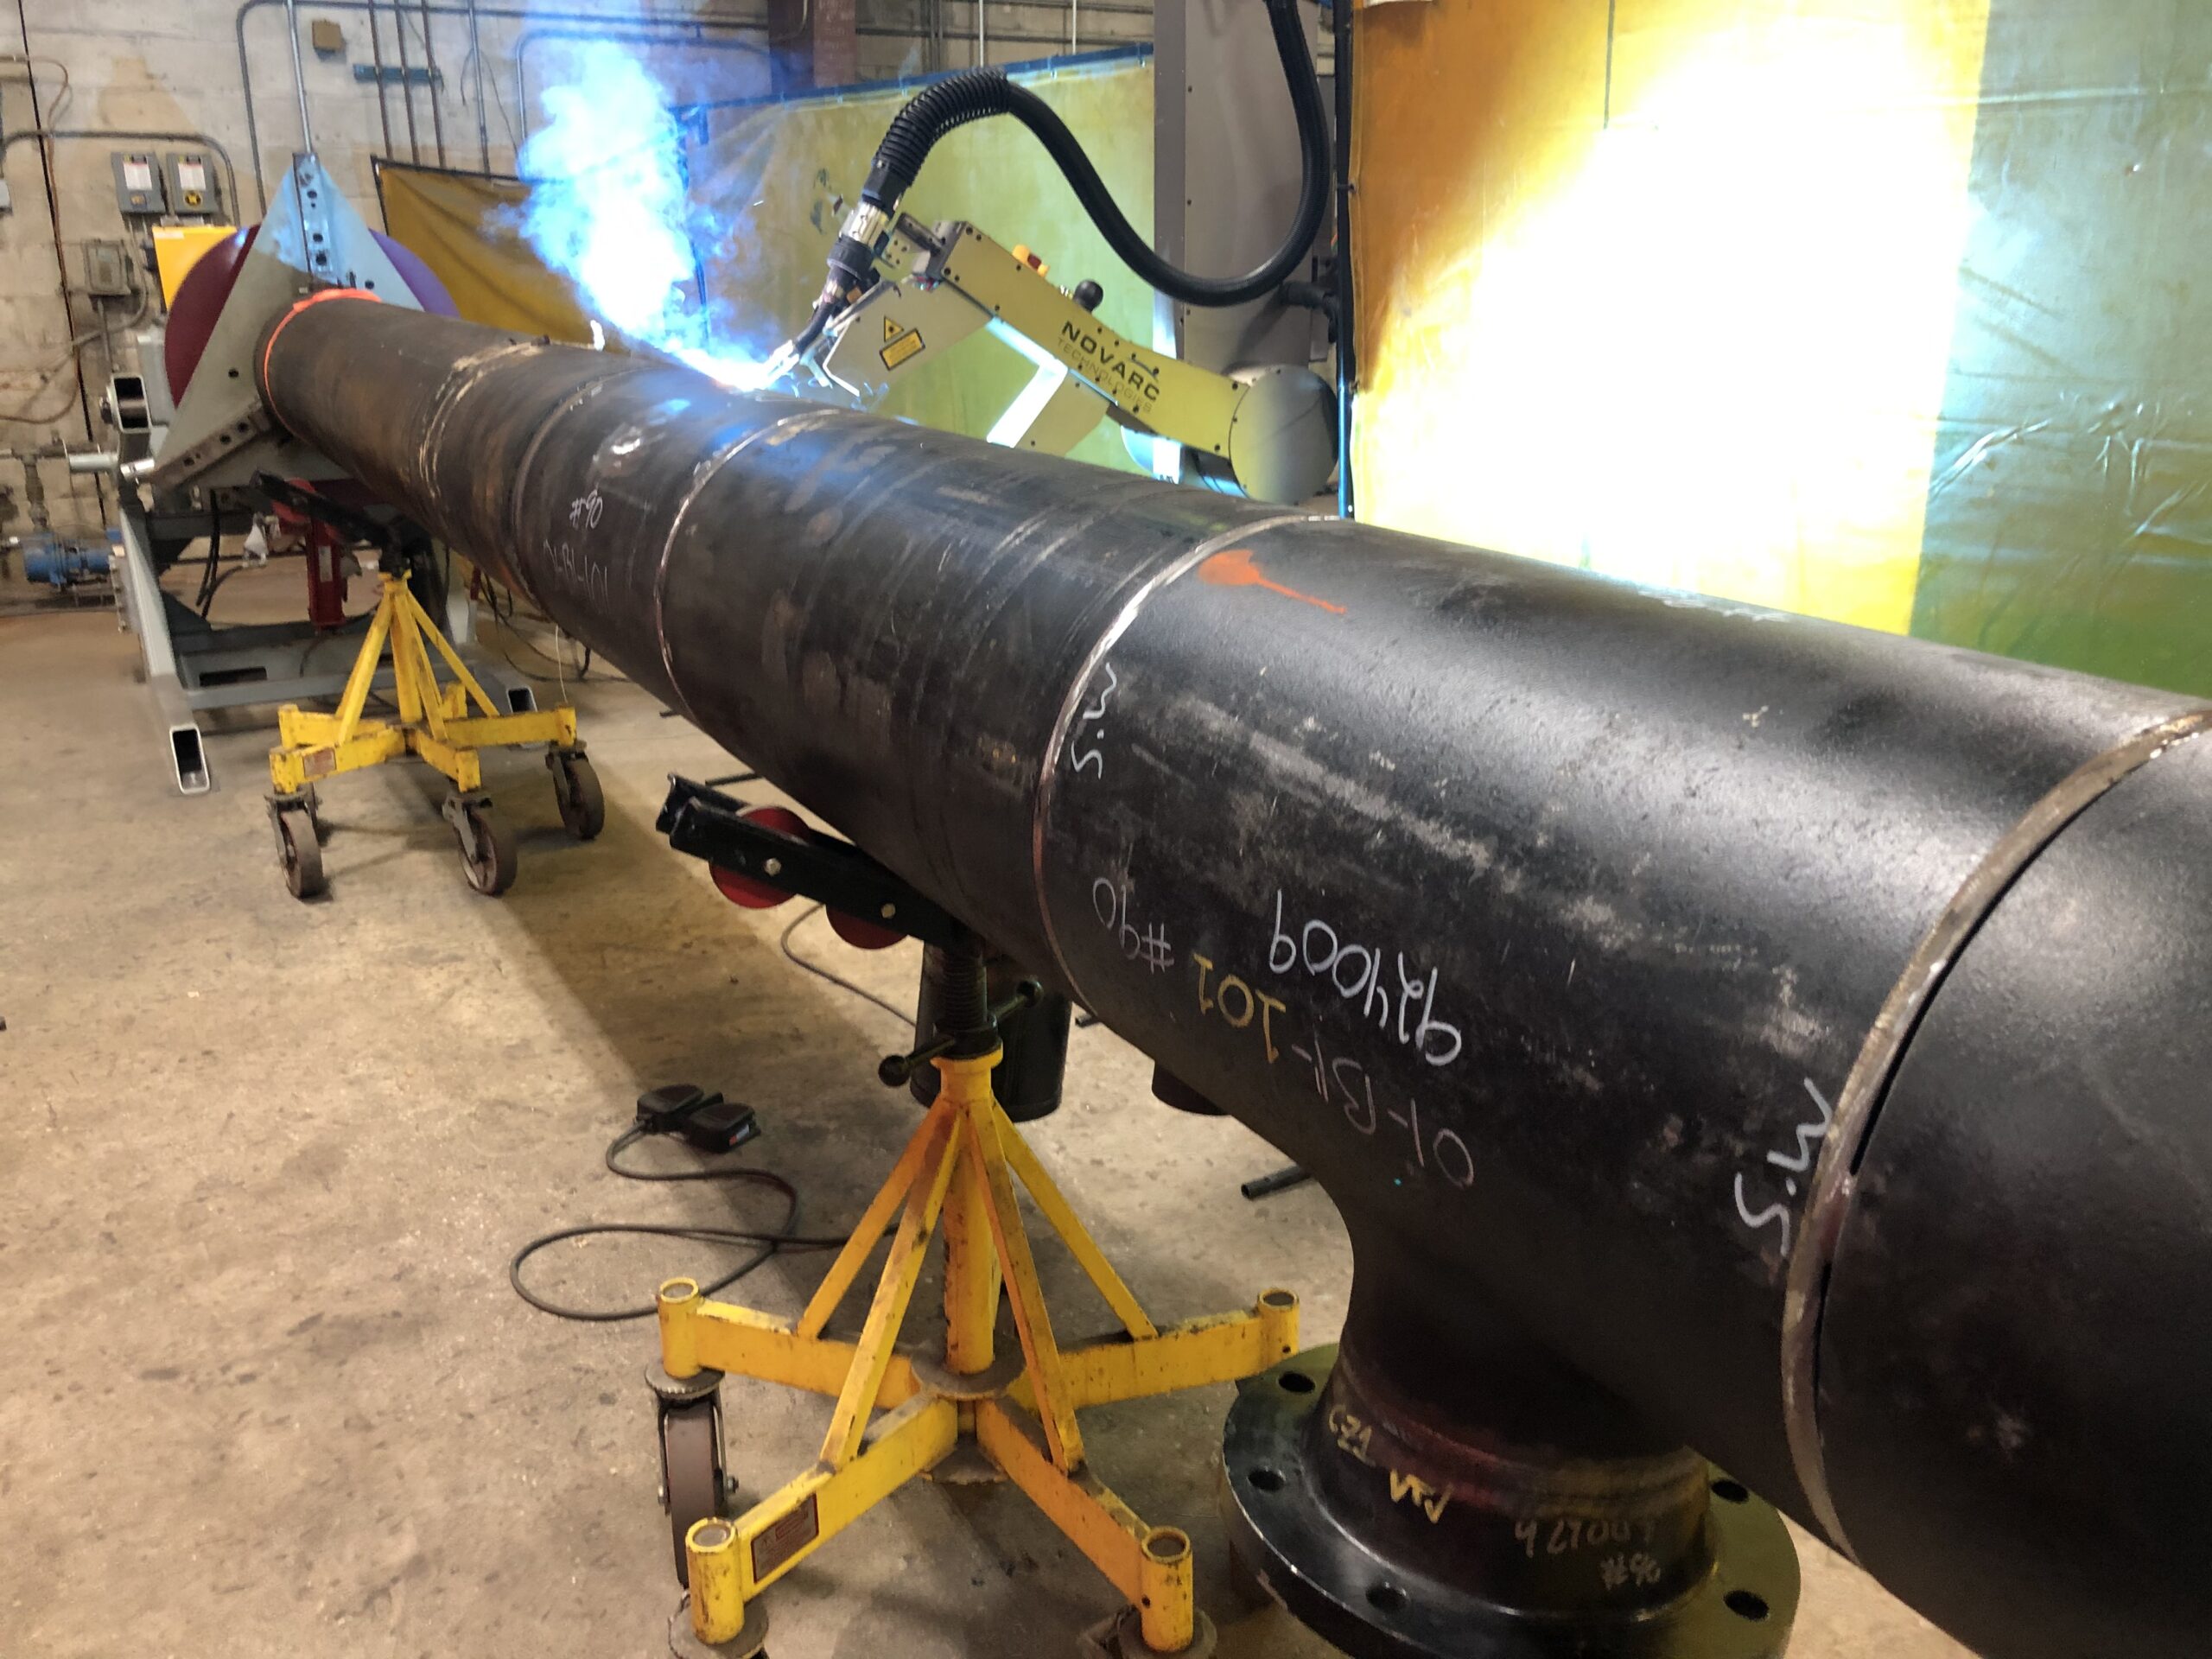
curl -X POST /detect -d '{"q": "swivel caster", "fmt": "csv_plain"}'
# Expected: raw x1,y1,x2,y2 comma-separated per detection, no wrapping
549,746,606,840
650,1363,734,1587
268,791,325,900
442,791,517,895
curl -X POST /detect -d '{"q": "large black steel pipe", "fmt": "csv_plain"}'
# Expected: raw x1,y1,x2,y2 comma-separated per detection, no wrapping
257,295,2212,1659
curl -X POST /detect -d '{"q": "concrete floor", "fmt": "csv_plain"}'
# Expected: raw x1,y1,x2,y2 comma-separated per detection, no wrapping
0,576,1970,1658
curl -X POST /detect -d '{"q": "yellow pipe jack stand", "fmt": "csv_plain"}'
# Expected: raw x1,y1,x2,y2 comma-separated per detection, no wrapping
649,988,1300,1659
264,563,602,899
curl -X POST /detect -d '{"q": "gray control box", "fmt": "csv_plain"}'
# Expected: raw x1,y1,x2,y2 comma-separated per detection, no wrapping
83,239,134,298
164,150,222,219
111,150,167,216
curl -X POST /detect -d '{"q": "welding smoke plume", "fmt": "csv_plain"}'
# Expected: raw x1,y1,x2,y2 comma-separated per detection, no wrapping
513,36,781,390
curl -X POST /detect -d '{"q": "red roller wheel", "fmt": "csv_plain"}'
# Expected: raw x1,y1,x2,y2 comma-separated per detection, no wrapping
826,908,905,951
709,805,809,908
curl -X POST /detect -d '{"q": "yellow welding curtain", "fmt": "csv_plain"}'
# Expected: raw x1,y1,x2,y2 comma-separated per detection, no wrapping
1351,2,2212,695
373,52,1154,475
375,160,598,341
1351,0,1988,635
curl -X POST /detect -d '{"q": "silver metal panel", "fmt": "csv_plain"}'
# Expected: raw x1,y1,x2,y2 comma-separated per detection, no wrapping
114,506,178,683
1151,0,1330,382
117,507,211,795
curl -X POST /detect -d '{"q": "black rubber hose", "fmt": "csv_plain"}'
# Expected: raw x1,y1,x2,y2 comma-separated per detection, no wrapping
859,0,1330,308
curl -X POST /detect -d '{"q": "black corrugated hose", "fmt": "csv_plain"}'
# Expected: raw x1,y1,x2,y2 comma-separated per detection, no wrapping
805,0,1329,334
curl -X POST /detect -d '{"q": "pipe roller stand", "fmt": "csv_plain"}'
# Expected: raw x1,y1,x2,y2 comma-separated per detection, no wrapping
650,944,1298,1656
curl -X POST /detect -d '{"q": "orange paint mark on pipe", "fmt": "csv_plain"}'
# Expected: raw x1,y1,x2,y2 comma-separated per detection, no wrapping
1197,548,1348,615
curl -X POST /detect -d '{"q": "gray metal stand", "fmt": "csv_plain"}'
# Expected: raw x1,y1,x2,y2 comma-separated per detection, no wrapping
114,504,533,796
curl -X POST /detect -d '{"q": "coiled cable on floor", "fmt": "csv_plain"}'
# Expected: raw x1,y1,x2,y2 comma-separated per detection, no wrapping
509,1120,849,1324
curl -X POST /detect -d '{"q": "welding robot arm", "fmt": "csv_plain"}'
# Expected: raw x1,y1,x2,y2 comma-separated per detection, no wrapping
767,0,1339,504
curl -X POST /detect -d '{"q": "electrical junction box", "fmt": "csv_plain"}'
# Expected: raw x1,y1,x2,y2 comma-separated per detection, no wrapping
83,239,134,298
164,151,222,219
111,151,166,216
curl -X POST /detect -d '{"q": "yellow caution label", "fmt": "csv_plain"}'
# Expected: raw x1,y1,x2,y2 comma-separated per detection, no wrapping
882,314,902,342
880,330,925,371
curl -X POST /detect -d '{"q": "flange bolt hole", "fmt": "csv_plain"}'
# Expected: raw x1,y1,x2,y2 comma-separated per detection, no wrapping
1725,1590,1770,1622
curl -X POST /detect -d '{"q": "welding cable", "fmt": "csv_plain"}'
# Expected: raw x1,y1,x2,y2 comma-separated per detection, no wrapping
812,0,1328,319
0,307,139,426
480,580,627,684
509,1120,849,1323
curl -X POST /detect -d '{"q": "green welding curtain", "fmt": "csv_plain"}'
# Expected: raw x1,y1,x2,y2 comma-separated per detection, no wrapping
374,49,1154,476
1351,0,2210,697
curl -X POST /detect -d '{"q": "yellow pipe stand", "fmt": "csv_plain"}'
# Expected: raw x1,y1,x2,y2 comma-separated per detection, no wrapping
655,1047,1300,1656
269,569,575,796
263,569,598,899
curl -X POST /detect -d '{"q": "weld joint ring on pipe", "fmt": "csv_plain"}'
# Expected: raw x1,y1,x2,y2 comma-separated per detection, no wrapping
1779,706,2212,1557
255,288,384,425
1027,511,1322,1007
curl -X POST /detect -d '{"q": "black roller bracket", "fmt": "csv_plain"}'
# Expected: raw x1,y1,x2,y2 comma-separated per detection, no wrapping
658,774,968,950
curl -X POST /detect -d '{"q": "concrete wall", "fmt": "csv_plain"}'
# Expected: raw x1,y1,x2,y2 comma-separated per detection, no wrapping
0,0,1142,534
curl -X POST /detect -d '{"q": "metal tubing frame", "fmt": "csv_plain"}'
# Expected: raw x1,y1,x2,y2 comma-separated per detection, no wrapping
234,0,772,207
391,0,423,163
280,0,316,151
418,0,449,167
656,1049,1299,1650
365,0,397,159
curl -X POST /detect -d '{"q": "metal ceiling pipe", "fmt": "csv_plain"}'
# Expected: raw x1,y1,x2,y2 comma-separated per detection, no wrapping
255,296,2212,1659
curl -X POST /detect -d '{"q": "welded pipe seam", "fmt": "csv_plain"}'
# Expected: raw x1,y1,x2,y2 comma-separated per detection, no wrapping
496,363,645,592
1779,707,2212,1555
431,340,556,512
648,407,834,726
1028,509,1320,1005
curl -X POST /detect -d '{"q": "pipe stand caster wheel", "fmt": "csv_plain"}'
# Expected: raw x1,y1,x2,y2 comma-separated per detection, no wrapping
268,793,326,900
549,747,606,840
442,791,518,895
649,1362,734,1588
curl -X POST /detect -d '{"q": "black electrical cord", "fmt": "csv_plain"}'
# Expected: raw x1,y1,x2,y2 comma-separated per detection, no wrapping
194,504,222,615
480,577,629,685
509,1119,849,1323
814,0,1329,320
